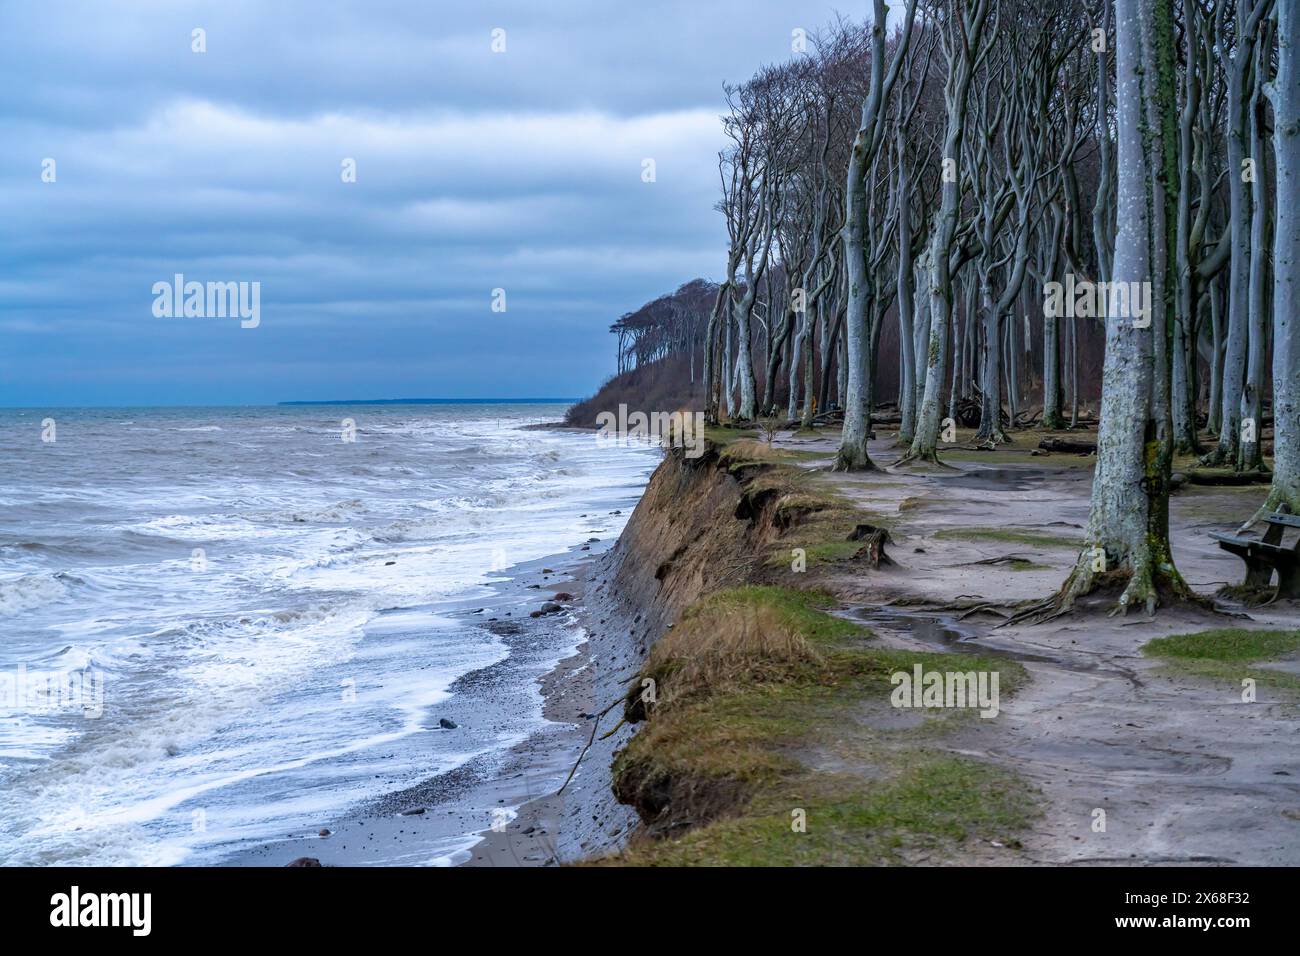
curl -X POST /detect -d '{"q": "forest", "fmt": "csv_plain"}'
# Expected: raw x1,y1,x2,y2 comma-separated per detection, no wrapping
598,0,1297,617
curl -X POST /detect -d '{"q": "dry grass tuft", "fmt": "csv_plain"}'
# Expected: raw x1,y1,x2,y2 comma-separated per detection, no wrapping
718,438,784,464
639,601,822,712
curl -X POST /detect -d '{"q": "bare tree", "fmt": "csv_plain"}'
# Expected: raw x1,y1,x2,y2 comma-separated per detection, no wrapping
1257,0,1299,517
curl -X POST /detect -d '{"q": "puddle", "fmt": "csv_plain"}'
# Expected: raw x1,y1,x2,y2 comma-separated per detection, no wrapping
851,608,988,652
849,607,1058,666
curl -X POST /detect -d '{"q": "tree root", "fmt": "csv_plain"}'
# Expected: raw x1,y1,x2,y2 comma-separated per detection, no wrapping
1001,558,1210,627
1216,582,1279,608
955,602,1012,621
1247,492,1299,527
913,596,1016,618
1197,444,1232,468
832,446,878,472
891,449,958,472
973,429,1013,448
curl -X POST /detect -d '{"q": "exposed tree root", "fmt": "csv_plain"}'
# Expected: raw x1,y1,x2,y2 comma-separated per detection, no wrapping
973,427,1013,448
1002,558,1210,627
1247,490,1299,527
912,596,1017,619
955,602,1012,621
892,448,958,472
832,446,878,472
556,695,626,796
1197,443,1233,468
1216,582,1279,608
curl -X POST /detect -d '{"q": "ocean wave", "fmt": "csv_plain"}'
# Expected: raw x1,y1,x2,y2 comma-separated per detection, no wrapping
251,498,367,524
34,639,146,672
125,514,262,541
0,571,82,616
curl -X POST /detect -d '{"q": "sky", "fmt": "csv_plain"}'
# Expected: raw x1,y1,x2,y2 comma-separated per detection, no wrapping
0,0,863,406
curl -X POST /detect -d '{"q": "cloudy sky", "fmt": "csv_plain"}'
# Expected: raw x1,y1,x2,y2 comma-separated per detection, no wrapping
0,0,859,406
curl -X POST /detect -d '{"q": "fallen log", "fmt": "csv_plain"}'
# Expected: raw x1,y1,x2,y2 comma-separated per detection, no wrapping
1184,469,1272,486
1038,436,1097,454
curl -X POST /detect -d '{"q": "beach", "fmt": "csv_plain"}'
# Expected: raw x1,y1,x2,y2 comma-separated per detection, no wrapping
0,405,658,866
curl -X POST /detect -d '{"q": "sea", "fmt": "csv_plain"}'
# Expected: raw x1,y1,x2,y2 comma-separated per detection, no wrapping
0,403,659,865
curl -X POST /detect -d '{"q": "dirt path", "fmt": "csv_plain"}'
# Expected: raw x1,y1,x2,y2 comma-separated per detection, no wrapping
778,428,1300,866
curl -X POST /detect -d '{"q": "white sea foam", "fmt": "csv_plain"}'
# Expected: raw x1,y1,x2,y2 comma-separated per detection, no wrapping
0,572,76,616
0,403,658,866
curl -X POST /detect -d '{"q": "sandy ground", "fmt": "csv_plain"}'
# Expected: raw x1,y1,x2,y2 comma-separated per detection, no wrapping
467,547,646,866
777,426,1300,866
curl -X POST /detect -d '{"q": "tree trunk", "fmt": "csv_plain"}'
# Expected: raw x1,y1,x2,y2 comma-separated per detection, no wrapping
1239,40,1271,473
1258,0,1300,517
836,0,917,471
897,142,918,445
1051,0,1176,615
1206,7,1258,467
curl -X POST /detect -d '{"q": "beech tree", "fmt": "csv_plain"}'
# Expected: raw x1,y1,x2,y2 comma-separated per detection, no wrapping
904,0,994,465
835,0,920,471
682,0,1291,595
1259,0,1298,517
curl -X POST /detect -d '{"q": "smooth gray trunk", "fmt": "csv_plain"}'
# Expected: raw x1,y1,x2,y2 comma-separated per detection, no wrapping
1261,0,1300,516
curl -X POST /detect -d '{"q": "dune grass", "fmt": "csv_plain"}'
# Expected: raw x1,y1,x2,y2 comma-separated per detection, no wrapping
605,586,1035,865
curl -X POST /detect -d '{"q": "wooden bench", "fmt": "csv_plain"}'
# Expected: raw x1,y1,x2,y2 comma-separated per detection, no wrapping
1210,512,1300,597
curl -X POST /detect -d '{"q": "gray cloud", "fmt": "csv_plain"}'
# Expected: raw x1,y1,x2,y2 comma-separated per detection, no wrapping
0,0,855,404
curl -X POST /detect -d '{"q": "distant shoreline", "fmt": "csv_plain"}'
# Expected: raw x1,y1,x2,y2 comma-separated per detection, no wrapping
278,398,579,406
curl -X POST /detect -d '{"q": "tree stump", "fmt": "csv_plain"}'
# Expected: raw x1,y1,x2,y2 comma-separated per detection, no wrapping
848,524,894,567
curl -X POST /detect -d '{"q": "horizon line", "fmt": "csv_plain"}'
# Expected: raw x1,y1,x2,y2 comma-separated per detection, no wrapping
0,398,580,410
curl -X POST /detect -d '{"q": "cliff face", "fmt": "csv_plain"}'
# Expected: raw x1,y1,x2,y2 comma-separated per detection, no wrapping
600,441,804,637
583,440,1048,866
549,440,803,858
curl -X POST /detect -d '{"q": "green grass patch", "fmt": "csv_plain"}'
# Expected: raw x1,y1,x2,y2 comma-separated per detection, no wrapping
684,585,866,646
777,448,836,462
703,425,758,448
1142,628,1300,694
608,585,1033,865
934,527,1081,549
1142,628,1300,662
1007,558,1052,571
616,753,1037,866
